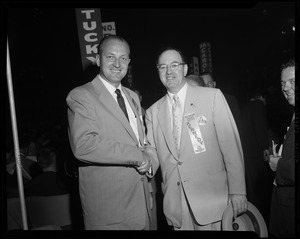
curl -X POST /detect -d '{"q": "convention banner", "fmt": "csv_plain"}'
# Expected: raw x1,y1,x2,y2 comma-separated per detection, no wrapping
75,8,103,70
199,42,213,73
188,57,200,75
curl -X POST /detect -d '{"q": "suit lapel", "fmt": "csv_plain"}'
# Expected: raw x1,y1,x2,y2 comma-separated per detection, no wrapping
123,88,145,146
92,78,139,145
285,117,295,141
158,96,179,160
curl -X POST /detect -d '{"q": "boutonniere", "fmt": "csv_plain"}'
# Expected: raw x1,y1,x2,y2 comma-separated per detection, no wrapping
132,98,139,112
198,115,207,125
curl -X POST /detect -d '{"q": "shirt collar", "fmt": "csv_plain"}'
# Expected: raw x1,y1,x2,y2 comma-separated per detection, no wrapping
99,75,123,96
167,82,187,104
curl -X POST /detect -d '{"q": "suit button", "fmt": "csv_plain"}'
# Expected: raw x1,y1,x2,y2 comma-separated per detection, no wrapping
177,182,180,186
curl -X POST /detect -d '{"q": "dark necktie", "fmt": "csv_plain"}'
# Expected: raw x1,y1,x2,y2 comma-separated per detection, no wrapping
115,89,129,121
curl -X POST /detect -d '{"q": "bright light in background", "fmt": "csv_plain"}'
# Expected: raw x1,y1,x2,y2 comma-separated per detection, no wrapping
292,26,295,31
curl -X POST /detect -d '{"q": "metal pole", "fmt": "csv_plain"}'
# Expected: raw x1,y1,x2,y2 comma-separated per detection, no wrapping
6,38,29,230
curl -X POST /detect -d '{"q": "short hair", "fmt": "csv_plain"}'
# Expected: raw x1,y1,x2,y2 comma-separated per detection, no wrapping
156,46,187,65
200,71,214,79
186,74,205,87
281,58,295,71
97,34,130,57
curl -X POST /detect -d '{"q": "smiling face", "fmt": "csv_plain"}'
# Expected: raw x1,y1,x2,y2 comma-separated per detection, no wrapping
157,50,188,94
97,38,131,87
281,66,295,106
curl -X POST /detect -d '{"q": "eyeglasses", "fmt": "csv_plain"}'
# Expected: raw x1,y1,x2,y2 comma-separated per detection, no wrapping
156,62,185,72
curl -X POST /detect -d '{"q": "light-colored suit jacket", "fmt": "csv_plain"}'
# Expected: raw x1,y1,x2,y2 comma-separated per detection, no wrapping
66,76,153,230
145,83,246,227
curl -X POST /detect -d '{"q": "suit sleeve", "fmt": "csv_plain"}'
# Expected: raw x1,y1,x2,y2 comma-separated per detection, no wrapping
144,107,160,177
66,87,144,166
213,89,246,195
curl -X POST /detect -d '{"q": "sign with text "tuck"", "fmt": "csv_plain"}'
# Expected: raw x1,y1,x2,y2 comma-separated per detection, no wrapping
75,8,103,70
75,9,117,70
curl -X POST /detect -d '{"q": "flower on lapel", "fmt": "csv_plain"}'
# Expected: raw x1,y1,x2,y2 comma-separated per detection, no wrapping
132,98,139,112
198,115,207,126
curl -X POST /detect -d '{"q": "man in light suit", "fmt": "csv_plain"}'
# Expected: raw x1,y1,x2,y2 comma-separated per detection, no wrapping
268,58,295,237
145,47,247,230
66,35,155,230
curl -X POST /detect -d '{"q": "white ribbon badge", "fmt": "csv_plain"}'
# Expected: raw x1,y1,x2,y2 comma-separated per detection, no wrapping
184,112,206,154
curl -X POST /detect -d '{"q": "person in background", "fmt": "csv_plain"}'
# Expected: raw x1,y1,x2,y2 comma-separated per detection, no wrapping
185,74,205,87
241,88,272,223
66,34,156,230
6,137,40,198
268,58,295,238
24,144,69,197
145,47,247,230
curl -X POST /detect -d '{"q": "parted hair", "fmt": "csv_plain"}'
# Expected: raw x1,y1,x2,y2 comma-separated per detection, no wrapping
156,46,187,65
97,34,130,57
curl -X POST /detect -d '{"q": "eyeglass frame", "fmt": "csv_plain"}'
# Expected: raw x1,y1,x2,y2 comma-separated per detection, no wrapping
156,62,186,72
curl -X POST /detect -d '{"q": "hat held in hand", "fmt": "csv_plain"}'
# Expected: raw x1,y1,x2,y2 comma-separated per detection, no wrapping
222,201,268,237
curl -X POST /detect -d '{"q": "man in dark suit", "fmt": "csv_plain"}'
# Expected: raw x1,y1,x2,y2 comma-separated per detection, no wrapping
145,47,247,230
66,35,156,230
268,58,295,237
240,88,272,223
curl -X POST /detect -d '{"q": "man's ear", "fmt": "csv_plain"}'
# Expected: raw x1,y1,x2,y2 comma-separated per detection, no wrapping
184,64,188,76
96,54,100,67
213,81,216,88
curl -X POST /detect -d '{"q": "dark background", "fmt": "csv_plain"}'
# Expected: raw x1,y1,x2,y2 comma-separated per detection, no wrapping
2,1,296,232
4,2,296,147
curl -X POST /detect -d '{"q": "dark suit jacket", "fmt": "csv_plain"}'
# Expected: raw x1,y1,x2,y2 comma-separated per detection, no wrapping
66,76,155,229
269,117,295,237
241,99,270,219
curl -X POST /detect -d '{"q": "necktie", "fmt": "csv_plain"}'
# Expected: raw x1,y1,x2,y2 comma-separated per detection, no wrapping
172,94,182,154
115,89,129,121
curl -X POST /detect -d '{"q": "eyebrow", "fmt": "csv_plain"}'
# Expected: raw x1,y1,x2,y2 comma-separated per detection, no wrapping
158,61,182,65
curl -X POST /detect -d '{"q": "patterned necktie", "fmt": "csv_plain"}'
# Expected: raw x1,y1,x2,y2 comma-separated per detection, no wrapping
115,89,129,121
172,94,182,154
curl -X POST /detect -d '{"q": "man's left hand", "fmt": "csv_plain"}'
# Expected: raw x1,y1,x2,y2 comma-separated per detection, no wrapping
228,194,248,219
136,150,151,174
